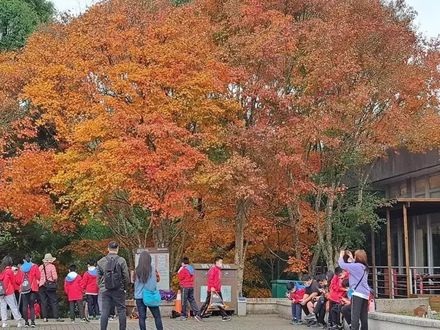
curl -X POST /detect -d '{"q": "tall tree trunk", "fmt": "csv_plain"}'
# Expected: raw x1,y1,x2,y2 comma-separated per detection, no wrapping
323,191,336,271
287,202,301,261
234,198,250,297
309,247,320,274
314,182,338,272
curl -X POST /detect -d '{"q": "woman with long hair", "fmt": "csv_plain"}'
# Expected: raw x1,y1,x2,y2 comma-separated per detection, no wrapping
339,249,370,330
134,251,163,330
0,256,24,327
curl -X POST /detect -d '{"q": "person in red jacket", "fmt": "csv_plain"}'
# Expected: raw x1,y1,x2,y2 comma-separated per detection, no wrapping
81,260,100,319
16,254,41,327
12,266,21,315
287,283,305,324
177,257,201,322
0,256,24,327
328,267,348,329
198,256,230,322
64,265,86,323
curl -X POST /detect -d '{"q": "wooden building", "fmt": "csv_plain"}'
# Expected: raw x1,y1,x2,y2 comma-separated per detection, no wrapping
368,149,440,298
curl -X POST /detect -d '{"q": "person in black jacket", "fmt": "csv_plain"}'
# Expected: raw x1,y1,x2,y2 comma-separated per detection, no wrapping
97,242,129,330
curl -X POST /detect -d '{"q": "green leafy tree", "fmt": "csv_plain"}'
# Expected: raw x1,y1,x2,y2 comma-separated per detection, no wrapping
23,0,55,23
171,0,191,5
0,0,54,50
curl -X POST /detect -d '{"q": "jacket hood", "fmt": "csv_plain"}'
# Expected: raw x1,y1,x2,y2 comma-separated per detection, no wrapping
186,265,194,275
87,266,97,276
22,261,33,273
66,271,78,282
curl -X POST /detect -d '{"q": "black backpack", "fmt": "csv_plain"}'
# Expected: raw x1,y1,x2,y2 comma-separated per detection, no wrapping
104,256,122,290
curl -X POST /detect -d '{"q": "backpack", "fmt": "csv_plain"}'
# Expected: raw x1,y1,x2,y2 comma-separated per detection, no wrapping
0,281,5,296
104,256,122,290
21,272,31,294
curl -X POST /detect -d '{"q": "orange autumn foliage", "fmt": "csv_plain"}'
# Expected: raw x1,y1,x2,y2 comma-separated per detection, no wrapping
0,0,439,292
0,149,55,222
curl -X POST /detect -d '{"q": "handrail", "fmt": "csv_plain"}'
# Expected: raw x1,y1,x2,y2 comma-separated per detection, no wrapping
369,266,440,298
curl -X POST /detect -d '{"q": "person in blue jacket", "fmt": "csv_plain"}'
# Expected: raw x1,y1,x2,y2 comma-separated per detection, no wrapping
134,251,163,330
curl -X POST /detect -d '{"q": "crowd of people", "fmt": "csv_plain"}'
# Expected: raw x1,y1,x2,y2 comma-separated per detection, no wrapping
0,242,371,330
0,250,111,328
0,241,231,330
287,249,372,330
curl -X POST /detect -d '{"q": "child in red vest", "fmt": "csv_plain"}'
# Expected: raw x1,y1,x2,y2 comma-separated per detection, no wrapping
177,257,202,321
81,260,99,319
288,283,305,324
64,265,85,323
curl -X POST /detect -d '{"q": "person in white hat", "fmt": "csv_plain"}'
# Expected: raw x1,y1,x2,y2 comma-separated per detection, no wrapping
38,254,64,322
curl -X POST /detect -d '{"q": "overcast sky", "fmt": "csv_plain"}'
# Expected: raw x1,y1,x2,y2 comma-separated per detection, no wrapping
51,0,440,39
51,0,99,15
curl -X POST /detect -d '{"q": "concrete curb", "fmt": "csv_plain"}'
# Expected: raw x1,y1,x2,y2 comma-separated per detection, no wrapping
369,312,440,329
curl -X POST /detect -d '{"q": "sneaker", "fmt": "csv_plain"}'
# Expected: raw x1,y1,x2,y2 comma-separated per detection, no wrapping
1,323,7,328
179,316,187,321
71,320,75,324
307,320,318,327
222,316,232,322
43,319,48,323
30,322,36,328
24,323,29,329
194,315,203,322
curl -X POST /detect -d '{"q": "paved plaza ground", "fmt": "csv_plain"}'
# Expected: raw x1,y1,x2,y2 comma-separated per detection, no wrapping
22,315,303,329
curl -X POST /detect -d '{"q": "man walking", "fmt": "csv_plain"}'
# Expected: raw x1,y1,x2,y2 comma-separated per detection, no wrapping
97,242,129,330
199,256,231,322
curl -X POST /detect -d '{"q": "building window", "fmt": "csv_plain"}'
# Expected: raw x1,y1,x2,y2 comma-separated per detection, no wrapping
388,181,408,198
429,174,440,197
431,216,440,273
415,177,427,197
389,184,399,198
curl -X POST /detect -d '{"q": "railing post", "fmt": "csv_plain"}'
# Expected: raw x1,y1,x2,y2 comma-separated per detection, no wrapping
386,208,394,298
371,230,377,296
413,268,417,295
403,204,411,297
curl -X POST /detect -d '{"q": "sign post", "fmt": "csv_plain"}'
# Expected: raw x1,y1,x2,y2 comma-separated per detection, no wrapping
135,248,170,291
193,263,238,313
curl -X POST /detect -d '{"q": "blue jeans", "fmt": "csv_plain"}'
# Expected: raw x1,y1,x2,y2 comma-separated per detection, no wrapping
135,299,163,330
291,303,302,321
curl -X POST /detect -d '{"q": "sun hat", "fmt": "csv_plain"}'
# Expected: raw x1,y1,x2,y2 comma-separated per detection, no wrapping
42,253,56,263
